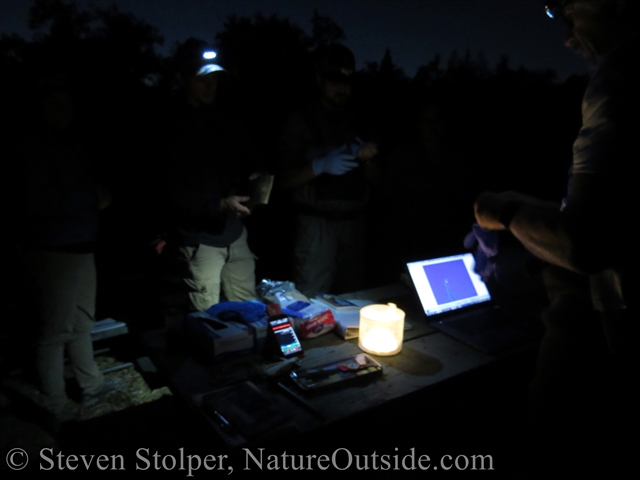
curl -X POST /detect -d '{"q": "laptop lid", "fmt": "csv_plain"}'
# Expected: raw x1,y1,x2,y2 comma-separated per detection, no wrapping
406,253,491,318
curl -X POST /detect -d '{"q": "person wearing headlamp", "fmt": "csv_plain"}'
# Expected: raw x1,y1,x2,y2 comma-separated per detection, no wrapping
473,0,638,473
156,38,261,312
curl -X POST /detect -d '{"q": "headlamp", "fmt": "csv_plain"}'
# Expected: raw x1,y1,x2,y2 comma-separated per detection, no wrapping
545,5,556,18
544,0,562,19
202,50,217,60
544,1,579,27
196,49,224,76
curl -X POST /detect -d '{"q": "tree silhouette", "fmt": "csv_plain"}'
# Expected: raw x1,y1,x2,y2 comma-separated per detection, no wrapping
28,0,92,40
0,0,592,289
2,0,165,89
213,12,313,170
310,9,346,49
215,13,310,76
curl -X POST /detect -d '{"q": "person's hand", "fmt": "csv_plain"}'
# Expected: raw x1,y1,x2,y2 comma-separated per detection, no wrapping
150,235,167,255
352,137,378,162
312,145,358,176
474,192,510,231
247,171,264,181
220,195,251,218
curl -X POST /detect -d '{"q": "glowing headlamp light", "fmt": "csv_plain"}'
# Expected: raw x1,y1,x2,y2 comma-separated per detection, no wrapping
202,50,217,60
195,49,224,75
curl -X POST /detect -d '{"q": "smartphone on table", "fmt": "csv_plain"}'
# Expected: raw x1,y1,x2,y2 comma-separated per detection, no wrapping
268,315,303,358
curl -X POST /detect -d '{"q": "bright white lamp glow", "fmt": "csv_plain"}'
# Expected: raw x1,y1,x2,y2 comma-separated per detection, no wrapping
202,50,217,60
358,303,405,356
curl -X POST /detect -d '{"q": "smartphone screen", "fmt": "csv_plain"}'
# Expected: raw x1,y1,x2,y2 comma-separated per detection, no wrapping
269,317,303,358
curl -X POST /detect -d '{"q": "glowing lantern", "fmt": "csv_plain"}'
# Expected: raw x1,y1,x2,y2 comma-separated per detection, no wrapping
358,303,405,356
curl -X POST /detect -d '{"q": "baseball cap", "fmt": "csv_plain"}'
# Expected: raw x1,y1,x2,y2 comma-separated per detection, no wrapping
174,37,225,76
314,44,356,83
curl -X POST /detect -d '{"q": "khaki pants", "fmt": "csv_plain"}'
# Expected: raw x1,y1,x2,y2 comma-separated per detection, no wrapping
22,249,103,413
179,227,256,312
293,214,365,297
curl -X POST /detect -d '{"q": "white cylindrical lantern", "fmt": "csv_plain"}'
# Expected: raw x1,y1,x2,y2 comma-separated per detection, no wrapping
358,303,405,356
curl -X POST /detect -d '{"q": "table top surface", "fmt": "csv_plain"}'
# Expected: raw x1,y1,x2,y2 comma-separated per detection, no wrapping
141,283,541,447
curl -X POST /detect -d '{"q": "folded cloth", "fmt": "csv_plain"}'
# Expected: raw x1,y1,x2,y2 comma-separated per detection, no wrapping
205,301,268,325
463,223,500,280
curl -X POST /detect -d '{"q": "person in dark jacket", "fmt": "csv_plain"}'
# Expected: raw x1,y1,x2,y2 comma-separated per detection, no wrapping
277,44,379,297
157,38,261,312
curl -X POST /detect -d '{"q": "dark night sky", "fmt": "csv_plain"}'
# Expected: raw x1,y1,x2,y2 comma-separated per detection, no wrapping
1,0,590,81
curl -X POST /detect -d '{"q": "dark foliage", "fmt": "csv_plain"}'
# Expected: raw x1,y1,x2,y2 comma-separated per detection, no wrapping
0,0,589,315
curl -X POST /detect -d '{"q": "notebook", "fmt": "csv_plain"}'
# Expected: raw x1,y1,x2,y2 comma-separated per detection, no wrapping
406,253,541,354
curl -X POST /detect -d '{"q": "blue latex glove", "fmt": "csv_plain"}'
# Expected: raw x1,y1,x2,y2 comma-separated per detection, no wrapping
312,145,358,176
463,223,500,281
348,137,365,157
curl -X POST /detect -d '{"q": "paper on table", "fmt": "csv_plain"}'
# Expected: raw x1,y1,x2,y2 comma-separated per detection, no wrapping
311,298,373,339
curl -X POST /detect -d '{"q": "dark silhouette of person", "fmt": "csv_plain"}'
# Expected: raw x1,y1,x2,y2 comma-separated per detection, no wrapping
473,0,638,474
277,44,379,297
10,77,122,423
154,38,263,312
